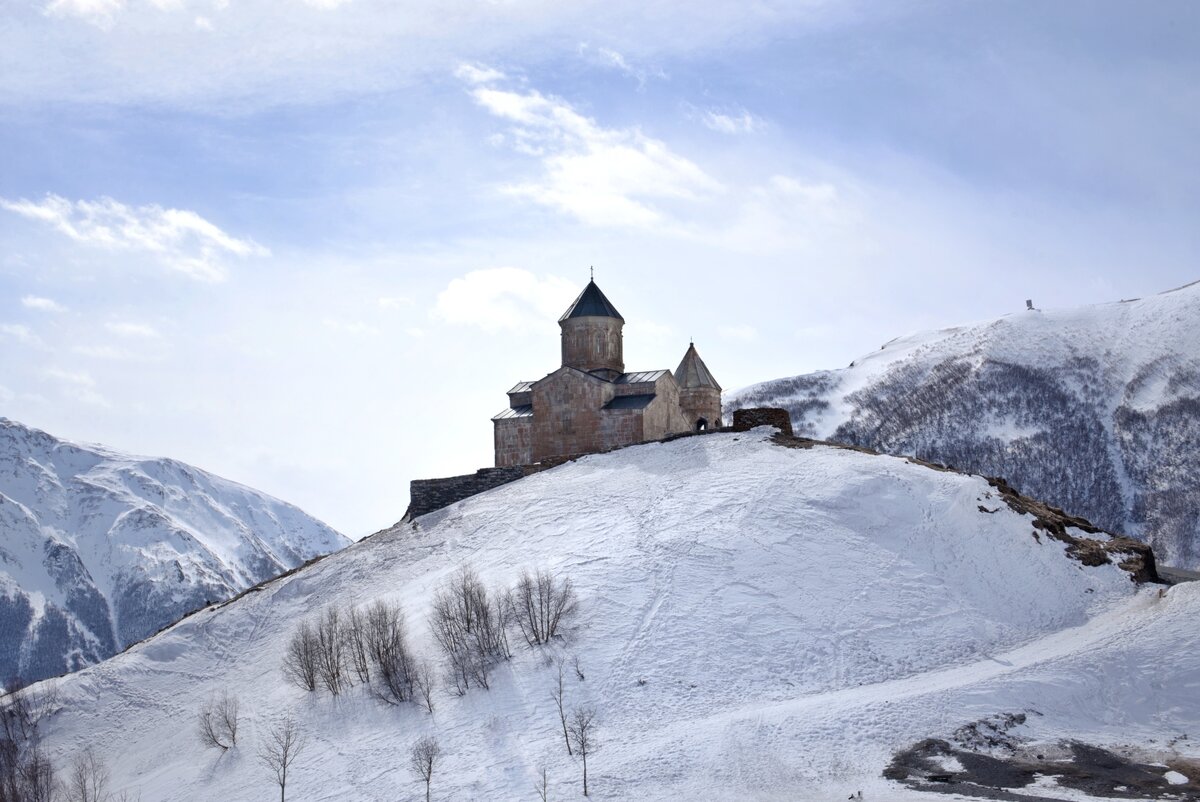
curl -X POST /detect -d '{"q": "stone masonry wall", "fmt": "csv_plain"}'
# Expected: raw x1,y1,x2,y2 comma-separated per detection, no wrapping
731,407,793,436
494,417,533,467
406,467,528,519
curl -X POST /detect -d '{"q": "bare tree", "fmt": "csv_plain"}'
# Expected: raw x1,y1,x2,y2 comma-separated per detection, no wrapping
567,707,598,797
551,659,571,756
364,600,415,704
344,605,371,685
283,622,319,692
534,763,549,802
258,718,306,802
413,660,437,714
512,570,577,646
314,606,347,696
65,747,109,802
198,692,240,751
430,566,510,693
0,680,60,802
408,736,441,802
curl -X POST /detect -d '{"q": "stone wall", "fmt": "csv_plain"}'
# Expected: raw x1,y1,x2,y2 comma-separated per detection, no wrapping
561,316,624,379
406,466,528,520
679,385,722,431
494,417,533,467
731,407,793,436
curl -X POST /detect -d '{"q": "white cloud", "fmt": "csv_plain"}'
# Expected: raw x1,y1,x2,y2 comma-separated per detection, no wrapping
378,296,414,310
44,0,125,29
577,44,665,88
1,324,42,346
42,367,110,406
467,76,721,229
718,324,759,341
73,344,137,360
21,295,67,312
302,0,352,8
454,63,505,86
0,384,13,403
106,321,160,338
0,194,269,282
702,109,762,134
433,267,579,333
322,319,379,336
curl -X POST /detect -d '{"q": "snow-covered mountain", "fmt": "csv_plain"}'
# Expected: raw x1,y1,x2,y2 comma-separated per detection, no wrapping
729,280,1200,569
0,418,349,684
25,430,1198,800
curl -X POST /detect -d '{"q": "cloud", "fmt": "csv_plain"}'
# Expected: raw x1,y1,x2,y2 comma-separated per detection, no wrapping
378,296,414,310
577,44,665,88
1,324,42,346
702,110,762,134
73,344,137,360
21,295,67,312
42,367,110,406
0,384,13,403
718,324,759,341
0,194,268,282
432,267,579,333
44,0,125,29
106,321,160,338
454,63,505,86
466,74,721,228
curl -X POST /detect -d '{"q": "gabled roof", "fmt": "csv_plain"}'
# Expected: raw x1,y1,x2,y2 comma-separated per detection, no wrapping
559,279,624,322
493,405,533,420
674,343,721,391
507,381,536,395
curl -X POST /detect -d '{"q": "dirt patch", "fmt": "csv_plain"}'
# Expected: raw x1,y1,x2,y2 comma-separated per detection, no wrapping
886,717,1200,800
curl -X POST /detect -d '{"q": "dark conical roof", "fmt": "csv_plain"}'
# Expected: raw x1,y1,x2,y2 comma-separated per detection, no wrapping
674,343,721,391
559,280,624,322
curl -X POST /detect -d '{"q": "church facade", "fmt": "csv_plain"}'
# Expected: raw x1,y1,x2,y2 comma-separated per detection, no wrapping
493,279,722,467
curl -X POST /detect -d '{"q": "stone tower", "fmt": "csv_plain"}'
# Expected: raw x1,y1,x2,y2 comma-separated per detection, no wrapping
559,279,625,382
674,342,722,430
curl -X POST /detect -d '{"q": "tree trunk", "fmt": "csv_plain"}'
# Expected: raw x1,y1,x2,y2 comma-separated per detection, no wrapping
582,752,588,797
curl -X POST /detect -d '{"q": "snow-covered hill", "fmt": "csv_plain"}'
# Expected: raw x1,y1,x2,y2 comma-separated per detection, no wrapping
729,280,1200,569
27,430,1199,800
0,418,349,684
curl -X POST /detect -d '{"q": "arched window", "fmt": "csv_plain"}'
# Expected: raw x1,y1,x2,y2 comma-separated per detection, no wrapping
696,418,708,432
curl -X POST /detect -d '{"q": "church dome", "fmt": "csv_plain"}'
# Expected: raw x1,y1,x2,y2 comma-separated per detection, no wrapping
559,279,624,322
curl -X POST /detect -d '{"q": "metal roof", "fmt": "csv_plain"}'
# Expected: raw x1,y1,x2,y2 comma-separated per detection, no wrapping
559,280,624,322
615,369,668,384
674,343,721,391
603,393,656,410
507,381,536,394
492,405,534,420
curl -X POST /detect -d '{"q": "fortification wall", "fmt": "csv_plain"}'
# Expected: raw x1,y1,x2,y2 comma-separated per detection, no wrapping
731,407,793,436
406,467,528,520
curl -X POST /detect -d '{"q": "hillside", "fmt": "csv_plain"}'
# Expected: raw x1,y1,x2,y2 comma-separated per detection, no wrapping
0,418,349,684
728,280,1200,569
26,430,1199,800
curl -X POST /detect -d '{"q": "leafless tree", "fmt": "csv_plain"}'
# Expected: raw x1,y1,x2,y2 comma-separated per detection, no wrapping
344,605,371,685
364,600,415,703
283,622,319,692
0,678,57,745
430,566,510,693
258,718,305,802
408,736,441,802
512,570,577,646
534,763,549,802
65,747,109,802
567,706,598,797
0,680,60,802
198,692,240,751
551,659,571,756
315,606,347,696
413,660,436,713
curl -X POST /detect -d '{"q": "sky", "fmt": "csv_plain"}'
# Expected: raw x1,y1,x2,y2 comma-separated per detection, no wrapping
2,0,1198,538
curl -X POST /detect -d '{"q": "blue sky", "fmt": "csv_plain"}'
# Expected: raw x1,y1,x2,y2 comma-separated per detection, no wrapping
2,0,1198,536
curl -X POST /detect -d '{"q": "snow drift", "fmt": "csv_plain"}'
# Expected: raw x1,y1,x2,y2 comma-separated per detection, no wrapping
0,418,349,684
728,280,1200,569
29,429,1199,800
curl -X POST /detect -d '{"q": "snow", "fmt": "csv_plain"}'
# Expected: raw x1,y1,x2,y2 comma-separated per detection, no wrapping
28,430,1199,800
1165,770,1189,785
0,417,349,683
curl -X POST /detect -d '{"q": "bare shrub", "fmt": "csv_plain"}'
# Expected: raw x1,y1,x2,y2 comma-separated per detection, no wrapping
344,606,371,685
512,569,577,646
65,747,109,802
198,692,240,751
408,735,441,802
364,601,415,704
430,566,510,693
314,606,347,696
413,660,437,714
0,679,59,802
534,763,548,802
283,622,319,692
258,718,305,802
551,658,571,756
567,706,598,797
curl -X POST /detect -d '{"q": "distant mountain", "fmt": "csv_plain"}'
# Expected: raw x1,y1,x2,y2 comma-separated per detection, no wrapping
0,418,349,684
728,280,1200,568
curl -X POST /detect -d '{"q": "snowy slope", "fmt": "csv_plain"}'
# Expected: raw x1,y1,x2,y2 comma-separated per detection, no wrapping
0,417,349,684
728,280,1200,569
28,430,1198,801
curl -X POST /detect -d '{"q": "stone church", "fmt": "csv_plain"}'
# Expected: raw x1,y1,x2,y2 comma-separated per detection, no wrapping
493,279,722,467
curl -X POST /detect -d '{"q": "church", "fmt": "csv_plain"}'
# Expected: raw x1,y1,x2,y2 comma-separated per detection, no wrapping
493,279,722,467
